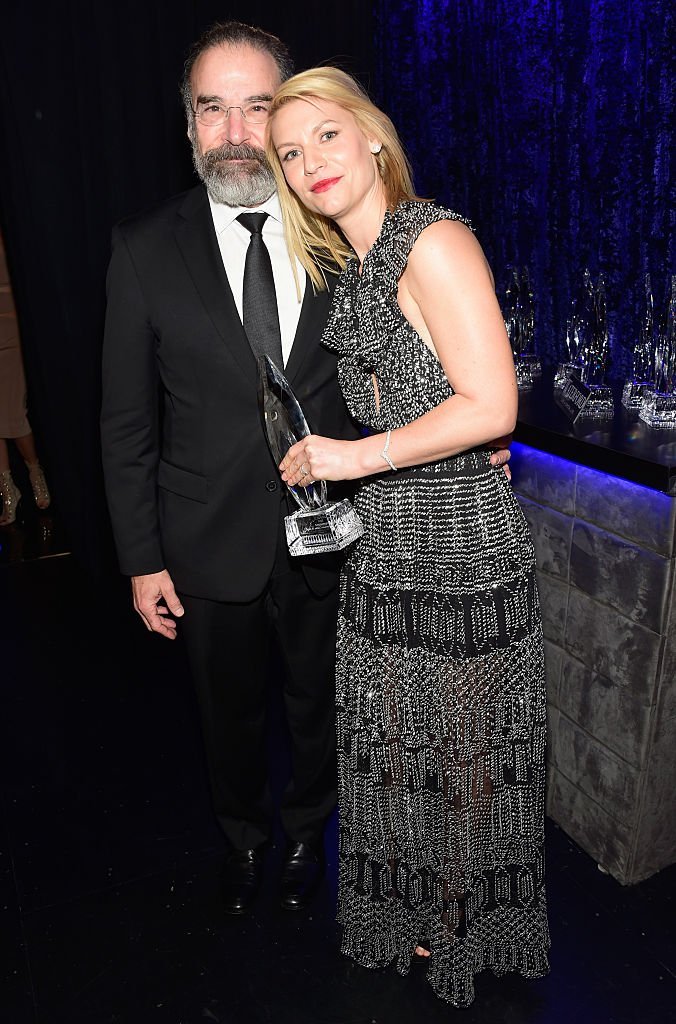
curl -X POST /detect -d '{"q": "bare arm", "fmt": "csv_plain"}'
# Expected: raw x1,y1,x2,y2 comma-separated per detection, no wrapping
281,221,516,486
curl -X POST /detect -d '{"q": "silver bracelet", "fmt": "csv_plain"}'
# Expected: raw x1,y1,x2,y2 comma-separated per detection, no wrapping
380,429,397,472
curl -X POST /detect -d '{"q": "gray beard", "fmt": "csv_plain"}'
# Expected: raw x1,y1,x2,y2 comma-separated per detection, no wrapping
191,140,276,206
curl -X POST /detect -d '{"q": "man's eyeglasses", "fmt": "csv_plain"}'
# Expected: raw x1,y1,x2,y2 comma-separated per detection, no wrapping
192,102,271,127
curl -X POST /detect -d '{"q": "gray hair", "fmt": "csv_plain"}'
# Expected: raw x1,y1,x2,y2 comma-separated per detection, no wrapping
180,20,294,121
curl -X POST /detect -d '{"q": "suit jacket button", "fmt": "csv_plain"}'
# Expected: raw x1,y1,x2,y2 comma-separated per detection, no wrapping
265,480,278,492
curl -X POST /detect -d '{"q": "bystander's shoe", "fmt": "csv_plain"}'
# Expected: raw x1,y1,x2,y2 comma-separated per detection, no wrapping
0,470,21,526
27,462,51,510
280,841,325,911
221,847,264,915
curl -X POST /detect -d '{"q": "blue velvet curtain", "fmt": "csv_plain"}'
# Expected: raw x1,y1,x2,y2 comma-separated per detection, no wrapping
374,0,674,379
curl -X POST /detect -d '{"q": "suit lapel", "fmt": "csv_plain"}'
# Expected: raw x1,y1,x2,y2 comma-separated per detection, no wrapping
284,274,334,384
173,187,258,385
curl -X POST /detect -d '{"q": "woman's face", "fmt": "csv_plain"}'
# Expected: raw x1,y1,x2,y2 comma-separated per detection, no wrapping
270,97,382,223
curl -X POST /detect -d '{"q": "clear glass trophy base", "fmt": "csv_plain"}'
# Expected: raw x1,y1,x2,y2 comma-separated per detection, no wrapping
285,498,363,556
514,359,533,391
622,380,655,412
554,362,579,390
519,353,542,378
259,356,364,558
639,390,676,428
556,376,614,422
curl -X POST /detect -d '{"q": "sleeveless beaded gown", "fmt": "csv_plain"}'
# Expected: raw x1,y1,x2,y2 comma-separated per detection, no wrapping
321,202,550,1007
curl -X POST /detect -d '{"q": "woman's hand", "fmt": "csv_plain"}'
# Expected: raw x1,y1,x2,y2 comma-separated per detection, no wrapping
280,435,362,487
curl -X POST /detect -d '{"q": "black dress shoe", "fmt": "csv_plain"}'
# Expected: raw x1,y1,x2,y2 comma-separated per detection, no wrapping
221,848,264,915
280,841,325,911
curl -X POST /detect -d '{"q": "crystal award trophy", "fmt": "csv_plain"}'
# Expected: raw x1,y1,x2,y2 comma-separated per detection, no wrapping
503,266,540,390
623,274,656,412
556,270,614,423
555,301,583,391
258,356,364,556
639,275,676,428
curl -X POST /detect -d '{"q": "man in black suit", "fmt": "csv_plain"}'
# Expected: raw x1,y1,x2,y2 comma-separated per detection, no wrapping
101,20,510,917
101,21,358,915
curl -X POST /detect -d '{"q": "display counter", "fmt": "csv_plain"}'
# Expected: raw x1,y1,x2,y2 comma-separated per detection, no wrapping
510,371,676,884
516,369,676,494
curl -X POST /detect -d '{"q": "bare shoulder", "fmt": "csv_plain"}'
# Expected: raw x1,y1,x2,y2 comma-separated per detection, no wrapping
408,218,484,275
403,219,493,302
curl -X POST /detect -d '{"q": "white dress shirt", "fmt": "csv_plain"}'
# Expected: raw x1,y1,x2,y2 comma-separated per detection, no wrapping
208,192,306,366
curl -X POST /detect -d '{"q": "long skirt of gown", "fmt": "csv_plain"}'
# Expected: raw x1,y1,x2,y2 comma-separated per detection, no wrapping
335,451,550,1007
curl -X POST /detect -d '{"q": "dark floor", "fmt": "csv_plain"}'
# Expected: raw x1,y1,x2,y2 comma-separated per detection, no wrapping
0,505,70,566
1,553,675,1024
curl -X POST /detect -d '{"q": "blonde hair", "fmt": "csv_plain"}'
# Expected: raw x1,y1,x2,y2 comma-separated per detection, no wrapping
265,66,423,291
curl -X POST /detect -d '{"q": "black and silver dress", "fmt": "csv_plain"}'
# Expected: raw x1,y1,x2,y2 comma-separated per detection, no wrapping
322,201,550,1007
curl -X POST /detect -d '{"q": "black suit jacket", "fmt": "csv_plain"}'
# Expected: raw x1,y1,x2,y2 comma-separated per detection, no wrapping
101,185,357,602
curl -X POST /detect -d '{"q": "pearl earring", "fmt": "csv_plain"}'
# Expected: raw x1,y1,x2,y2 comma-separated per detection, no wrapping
370,143,382,154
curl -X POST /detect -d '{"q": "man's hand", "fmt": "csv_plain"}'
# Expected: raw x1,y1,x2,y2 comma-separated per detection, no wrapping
131,570,184,639
488,436,512,480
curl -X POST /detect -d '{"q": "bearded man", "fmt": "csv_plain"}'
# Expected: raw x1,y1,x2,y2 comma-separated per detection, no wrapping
100,21,359,915
101,19,510,919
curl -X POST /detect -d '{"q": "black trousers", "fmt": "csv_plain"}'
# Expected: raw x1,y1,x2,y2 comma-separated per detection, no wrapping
179,514,339,852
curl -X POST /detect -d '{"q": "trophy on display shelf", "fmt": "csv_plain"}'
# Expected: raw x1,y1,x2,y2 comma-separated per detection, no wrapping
554,301,583,390
258,356,364,556
556,270,614,422
622,274,656,412
504,266,540,390
639,276,676,428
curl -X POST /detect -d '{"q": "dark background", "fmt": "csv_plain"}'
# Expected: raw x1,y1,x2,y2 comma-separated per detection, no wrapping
0,1,374,571
1,6,674,1021
0,0,673,572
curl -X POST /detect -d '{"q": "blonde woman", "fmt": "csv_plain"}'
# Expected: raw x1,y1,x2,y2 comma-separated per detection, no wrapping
266,68,549,1007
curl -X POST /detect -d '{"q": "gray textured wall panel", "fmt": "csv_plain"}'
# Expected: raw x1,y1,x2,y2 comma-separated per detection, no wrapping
519,497,573,580
554,715,640,826
574,467,676,556
569,520,670,632
656,567,676,725
547,769,631,881
543,639,564,705
513,453,676,882
536,571,568,645
558,653,653,767
564,590,661,692
511,449,576,514
631,715,676,882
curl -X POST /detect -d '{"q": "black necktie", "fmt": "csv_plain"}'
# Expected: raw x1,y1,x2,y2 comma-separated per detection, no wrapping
236,212,283,369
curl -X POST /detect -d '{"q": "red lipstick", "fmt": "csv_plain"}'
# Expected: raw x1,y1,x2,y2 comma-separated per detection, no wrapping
310,177,341,194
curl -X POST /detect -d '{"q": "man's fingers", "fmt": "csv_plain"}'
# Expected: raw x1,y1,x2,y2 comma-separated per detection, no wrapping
131,572,181,639
156,606,177,628
137,596,176,634
143,606,178,638
153,622,178,639
160,582,184,617
488,446,511,469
